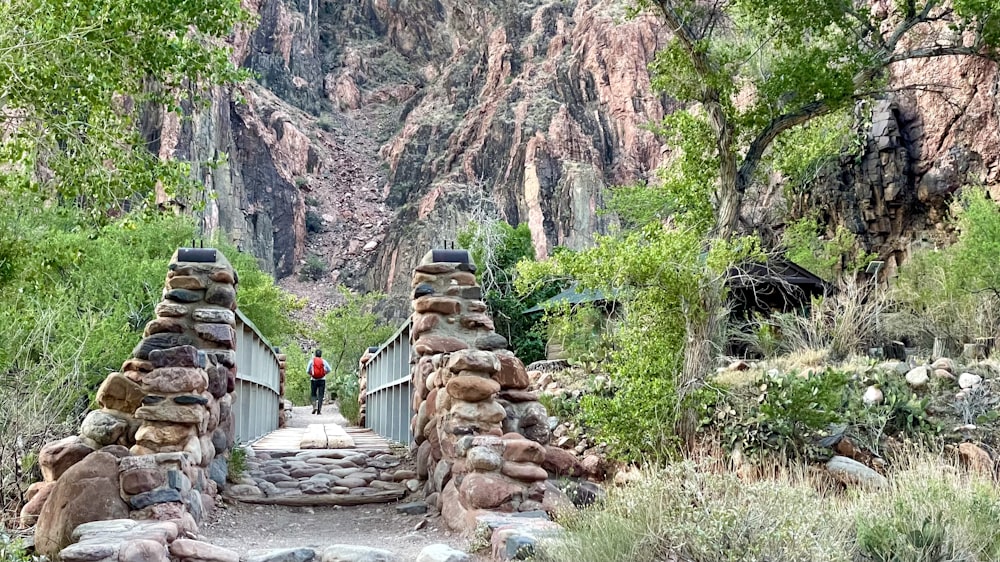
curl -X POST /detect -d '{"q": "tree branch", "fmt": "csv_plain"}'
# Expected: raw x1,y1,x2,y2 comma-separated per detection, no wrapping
887,0,939,52
736,100,830,193
889,45,988,63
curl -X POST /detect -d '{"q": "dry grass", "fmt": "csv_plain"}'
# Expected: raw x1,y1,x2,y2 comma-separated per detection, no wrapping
542,452,1000,562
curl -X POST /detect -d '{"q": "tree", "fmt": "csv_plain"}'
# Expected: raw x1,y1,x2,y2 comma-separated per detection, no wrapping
0,0,249,215
458,221,561,363
640,0,999,238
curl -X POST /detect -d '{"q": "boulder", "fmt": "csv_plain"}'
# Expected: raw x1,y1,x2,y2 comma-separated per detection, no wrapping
459,472,523,509
39,435,95,482
446,376,501,402
80,409,130,447
931,357,958,374
958,442,994,474
467,446,504,472
495,355,530,389
18,481,55,527
416,544,470,562
959,372,983,389
826,456,887,489
246,548,318,562
905,366,930,388
321,544,399,562
542,446,581,477
169,539,240,562
96,372,146,413
447,350,500,375
862,386,884,406
34,452,129,557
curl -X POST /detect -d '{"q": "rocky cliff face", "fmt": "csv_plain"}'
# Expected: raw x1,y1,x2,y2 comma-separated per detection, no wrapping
806,56,999,279
155,0,999,311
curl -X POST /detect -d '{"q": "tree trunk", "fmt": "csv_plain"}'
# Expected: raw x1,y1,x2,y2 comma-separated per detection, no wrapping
714,148,741,239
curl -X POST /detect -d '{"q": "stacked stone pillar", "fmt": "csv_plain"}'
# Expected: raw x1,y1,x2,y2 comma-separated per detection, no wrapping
409,251,556,533
26,249,242,557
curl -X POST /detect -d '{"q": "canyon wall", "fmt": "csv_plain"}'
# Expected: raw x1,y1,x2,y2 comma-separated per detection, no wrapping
157,0,999,309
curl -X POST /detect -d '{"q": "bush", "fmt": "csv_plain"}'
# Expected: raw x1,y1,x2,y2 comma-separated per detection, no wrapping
458,221,558,364
333,374,361,425
299,254,329,282
305,209,325,234
894,188,1000,350
730,280,887,360
544,463,852,562
855,457,1000,561
782,212,876,283
544,456,1000,562
227,444,247,483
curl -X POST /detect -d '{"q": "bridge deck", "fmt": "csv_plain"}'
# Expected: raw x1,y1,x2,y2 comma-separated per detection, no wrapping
251,425,395,452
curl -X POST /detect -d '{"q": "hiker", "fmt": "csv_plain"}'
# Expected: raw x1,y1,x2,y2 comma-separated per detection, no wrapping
308,349,332,414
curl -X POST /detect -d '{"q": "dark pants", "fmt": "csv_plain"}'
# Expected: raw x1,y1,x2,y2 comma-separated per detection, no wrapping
310,378,326,410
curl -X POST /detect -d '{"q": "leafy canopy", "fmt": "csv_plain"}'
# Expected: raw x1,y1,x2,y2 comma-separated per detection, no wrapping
0,0,250,215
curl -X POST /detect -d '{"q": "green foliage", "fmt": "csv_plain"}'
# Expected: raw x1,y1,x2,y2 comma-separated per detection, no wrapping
771,110,855,194
0,533,42,562
609,112,717,231
333,374,362,425
894,188,1000,347
782,213,876,282
0,0,250,216
224,247,304,345
306,286,394,410
545,304,612,369
691,366,939,461
518,226,735,461
299,254,329,282
458,221,559,363
855,460,1000,561
227,445,247,483
305,210,325,234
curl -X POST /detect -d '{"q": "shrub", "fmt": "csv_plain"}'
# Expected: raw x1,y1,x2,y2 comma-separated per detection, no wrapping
730,280,887,360
894,188,1000,350
782,212,876,283
544,463,852,562
305,209,325,234
545,456,1000,562
299,254,328,282
854,457,1000,561
333,374,361,425
227,444,247,482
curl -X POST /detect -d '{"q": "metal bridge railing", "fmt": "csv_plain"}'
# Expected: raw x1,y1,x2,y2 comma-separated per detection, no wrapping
365,318,413,445
234,309,281,443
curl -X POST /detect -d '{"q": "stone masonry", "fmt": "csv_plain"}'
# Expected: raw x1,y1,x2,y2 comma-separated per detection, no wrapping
26,249,245,559
408,251,568,534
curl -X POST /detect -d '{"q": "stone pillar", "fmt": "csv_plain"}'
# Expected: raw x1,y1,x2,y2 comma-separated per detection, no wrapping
408,251,555,533
30,248,241,554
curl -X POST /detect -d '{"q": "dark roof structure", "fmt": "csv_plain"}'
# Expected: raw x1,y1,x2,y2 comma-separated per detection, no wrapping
523,258,829,316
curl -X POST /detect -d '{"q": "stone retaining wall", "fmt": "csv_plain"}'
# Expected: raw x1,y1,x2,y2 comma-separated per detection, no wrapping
24,249,245,558
407,251,569,533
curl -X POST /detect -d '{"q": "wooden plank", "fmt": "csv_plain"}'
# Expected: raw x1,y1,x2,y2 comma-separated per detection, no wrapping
226,489,405,506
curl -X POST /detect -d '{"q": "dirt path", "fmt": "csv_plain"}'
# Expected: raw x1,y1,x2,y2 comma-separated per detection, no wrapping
201,403,487,560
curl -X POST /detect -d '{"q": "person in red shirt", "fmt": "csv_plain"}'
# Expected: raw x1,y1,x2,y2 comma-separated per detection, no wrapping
307,349,332,414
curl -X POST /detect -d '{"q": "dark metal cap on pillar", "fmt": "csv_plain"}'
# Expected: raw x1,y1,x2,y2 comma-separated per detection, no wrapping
420,249,476,273
176,247,219,263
